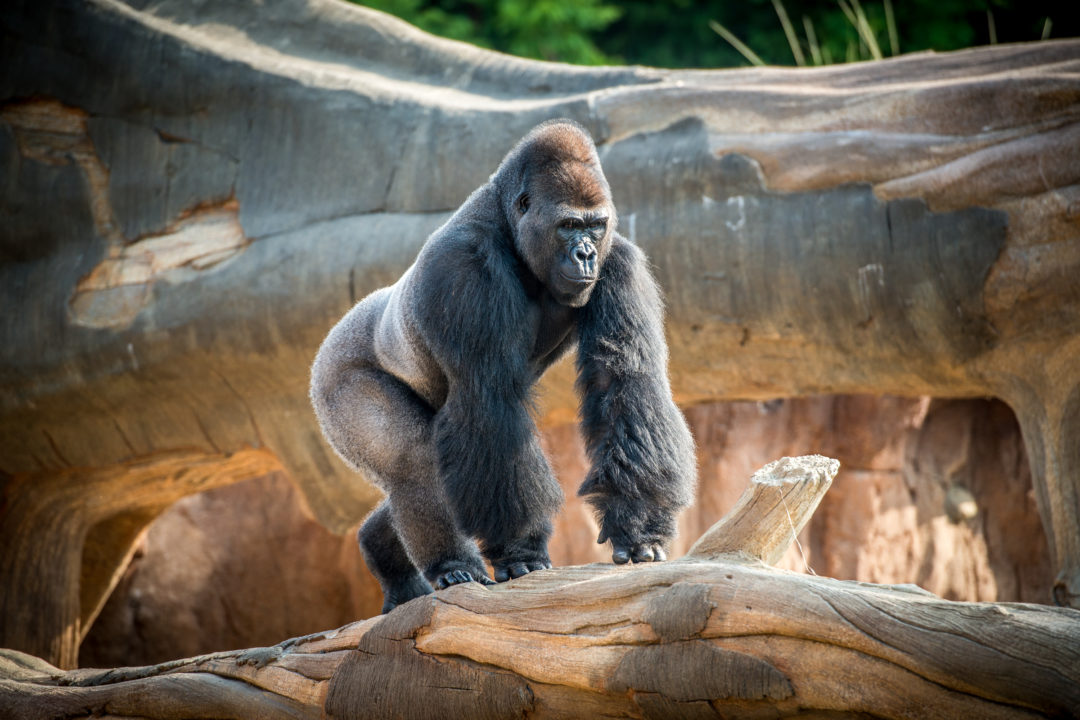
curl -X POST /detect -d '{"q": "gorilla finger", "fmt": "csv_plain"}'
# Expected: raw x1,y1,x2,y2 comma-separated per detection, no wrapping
508,563,530,579
438,570,472,588
597,528,610,545
526,561,549,572
631,546,655,563
612,546,631,565
476,574,497,586
653,546,667,562
494,567,510,582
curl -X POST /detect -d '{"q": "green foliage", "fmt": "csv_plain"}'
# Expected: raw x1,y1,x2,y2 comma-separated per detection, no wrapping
356,0,621,64
349,0,1077,68
609,0,1071,68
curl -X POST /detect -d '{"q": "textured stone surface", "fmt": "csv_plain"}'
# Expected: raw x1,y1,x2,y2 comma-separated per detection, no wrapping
81,395,1051,666
80,472,381,667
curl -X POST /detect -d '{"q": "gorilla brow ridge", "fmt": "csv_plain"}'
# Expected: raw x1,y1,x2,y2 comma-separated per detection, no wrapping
533,158,606,209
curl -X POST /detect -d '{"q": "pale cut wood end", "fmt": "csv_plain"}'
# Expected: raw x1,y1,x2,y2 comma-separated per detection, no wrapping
685,455,840,564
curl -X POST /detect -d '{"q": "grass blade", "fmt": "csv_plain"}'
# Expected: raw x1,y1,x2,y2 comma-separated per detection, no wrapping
709,19,767,66
884,0,899,56
772,0,806,66
803,15,824,66
837,0,857,28
838,0,867,59
851,0,883,60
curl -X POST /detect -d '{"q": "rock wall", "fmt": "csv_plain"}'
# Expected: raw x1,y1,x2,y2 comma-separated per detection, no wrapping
81,395,1050,667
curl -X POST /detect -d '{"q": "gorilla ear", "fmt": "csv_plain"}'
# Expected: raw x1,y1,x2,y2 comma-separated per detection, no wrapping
516,193,530,215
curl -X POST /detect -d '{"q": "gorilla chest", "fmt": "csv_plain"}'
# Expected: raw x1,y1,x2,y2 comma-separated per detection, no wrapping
529,294,578,372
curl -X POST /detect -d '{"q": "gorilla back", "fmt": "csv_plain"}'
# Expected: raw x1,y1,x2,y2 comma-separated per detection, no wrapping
310,120,696,613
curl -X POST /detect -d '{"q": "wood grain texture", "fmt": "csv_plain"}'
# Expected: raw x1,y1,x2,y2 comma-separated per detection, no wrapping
3,458,1078,719
687,455,839,563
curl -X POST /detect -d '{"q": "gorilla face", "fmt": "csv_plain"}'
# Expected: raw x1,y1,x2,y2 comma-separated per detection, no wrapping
513,162,615,308
552,212,606,303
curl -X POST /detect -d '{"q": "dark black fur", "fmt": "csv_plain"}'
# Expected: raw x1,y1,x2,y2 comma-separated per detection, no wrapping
311,120,696,612
576,239,696,562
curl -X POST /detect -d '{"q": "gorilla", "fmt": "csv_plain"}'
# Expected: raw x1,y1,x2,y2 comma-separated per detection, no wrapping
310,120,696,613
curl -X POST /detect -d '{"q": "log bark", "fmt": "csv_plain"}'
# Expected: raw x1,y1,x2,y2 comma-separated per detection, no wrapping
3,456,1077,719
2,0,1080,668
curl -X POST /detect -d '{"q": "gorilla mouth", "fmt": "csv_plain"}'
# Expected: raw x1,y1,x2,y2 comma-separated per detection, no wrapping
558,271,596,286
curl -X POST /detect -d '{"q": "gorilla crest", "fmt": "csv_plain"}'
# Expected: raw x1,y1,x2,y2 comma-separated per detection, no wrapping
311,120,696,613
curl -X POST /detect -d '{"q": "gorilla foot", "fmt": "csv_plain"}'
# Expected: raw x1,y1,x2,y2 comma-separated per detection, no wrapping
381,573,434,614
426,559,495,590
611,542,667,565
433,569,496,589
493,559,552,582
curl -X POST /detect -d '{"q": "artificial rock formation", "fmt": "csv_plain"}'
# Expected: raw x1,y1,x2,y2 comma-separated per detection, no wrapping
2,0,1080,668
3,457,1077,719
79,395,1050,668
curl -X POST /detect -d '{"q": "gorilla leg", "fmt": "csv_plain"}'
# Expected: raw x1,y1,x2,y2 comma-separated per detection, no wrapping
385,460,494,592
432,385,562,583
313,363,492,609
357,503,431,613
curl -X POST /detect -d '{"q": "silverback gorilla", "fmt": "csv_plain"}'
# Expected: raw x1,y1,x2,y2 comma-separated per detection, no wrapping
311,120,696,613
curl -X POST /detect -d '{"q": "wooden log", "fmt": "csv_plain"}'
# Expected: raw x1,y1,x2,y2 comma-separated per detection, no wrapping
3,457,1077,719
686,455,838,564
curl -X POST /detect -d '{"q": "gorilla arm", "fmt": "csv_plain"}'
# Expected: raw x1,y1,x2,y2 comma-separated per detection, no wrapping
576,235,697,563
416,228,563,579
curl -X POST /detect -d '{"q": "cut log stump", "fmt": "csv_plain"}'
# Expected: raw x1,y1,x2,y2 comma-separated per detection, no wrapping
2,456,1077,719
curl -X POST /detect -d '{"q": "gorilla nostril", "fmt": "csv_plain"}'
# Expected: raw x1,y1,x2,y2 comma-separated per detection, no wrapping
572,244,596,265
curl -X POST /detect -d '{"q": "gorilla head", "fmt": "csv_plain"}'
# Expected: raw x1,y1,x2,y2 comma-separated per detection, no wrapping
498,121,616,307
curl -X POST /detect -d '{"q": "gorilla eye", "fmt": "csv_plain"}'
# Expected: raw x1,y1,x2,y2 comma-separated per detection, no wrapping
517,193,530,214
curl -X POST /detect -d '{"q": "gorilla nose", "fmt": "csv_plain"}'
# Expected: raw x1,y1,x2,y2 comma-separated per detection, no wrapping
572,243,597,264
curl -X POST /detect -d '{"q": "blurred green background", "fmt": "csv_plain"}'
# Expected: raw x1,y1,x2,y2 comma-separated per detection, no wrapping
351,0,1077,67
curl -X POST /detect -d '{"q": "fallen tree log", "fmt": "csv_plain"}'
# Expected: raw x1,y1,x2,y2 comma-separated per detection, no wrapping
3,0,1080,668
3,456,1078,719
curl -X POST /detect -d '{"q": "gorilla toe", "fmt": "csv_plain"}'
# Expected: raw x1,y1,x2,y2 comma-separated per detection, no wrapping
433,569,496,589
611,542,668,565
493,559,552,582
436,570,470,588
